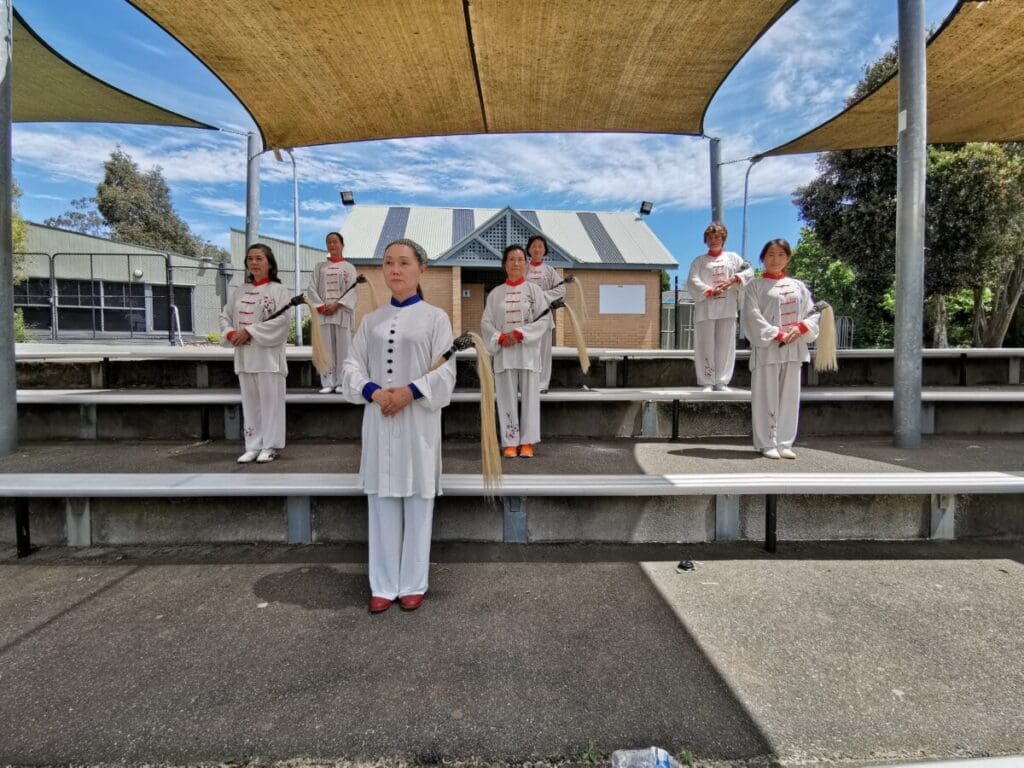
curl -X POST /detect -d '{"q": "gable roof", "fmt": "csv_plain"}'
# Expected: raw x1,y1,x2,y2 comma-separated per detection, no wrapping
339,205,676,268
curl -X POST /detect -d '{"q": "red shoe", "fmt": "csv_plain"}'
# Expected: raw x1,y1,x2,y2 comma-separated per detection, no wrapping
519,443,534,458
399,594,424,611
368,596,393,613
502,446,518,458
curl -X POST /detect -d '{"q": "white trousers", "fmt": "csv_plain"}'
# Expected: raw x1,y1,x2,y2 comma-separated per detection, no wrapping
318,323,352,388
367,494,434,600
238,372,287,451
694,317,737,387
539,328,554,391
751,361,802,451
495,368,541,447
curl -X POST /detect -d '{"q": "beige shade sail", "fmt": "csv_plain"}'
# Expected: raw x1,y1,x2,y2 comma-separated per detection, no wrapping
763,0,1024,157
13,10,212,129
128,0,795,149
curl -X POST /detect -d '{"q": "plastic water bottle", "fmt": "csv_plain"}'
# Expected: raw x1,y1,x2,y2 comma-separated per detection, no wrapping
611,746,681,768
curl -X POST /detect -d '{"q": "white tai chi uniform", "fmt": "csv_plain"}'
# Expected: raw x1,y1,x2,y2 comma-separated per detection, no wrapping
341,295,456,601
482,279,552,447
219,279,292,452
525,261,565,391
686,250,753,387
742,274,820,452
306,258,358,389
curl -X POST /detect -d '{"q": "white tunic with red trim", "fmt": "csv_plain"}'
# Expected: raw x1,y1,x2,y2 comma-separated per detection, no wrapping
686,250,753,322
481,280,552,374
742,274,821,368
306,258,358,327
219,279,292,374
525,262,565,313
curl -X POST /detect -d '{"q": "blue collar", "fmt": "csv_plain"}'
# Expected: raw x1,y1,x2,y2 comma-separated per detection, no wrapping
390,294,422,308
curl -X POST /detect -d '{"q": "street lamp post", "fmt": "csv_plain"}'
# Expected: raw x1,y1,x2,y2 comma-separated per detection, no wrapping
276,148,303,346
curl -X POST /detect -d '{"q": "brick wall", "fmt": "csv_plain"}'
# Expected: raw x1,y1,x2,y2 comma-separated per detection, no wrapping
560,269,662,349
349,265,662,349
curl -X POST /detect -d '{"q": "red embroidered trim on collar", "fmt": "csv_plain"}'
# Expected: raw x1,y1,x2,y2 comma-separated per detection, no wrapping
763,272,787,280
505,277,526,286
251,277,271,286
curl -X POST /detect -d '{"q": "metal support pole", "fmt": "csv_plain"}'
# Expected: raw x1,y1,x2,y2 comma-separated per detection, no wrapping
894,0,927,448
0,0,17,455
764,494,777,552
165,254,174,346
709,137,724,225
673,275,682,350
288,149,303,346
741,157,762,260
245,132,262,254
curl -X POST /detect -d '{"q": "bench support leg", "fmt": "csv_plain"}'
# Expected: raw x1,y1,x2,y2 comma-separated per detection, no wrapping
16,499,32,558
79,404,97,440
715,494,740,541
765,494,777,553
930,493,956,540
671,399,680,441
921,403,936,436
1010,358,1021,385
640,401,659,437
287,496,312,544
66,497,91,547
502,497,528,543
223,406,241,441
604,360,618,388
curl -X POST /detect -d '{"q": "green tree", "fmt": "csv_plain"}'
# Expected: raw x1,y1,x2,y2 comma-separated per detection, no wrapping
790,227,867,342
795,48,1024,347
47,148,230,262
44,197,109,237
12,179,26,282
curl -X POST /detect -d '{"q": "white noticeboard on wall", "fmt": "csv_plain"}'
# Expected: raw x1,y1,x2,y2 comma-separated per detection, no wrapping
599,284,645,314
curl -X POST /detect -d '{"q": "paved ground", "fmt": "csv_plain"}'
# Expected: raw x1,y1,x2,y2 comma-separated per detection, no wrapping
1,541,1022,766
1,434,1022,475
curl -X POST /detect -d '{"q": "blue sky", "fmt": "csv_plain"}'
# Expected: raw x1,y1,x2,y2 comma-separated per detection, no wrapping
13,0,958,280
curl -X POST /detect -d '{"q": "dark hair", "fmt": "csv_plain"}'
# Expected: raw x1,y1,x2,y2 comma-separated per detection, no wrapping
703,222,728,244
758,238,792,262
526,235,549,258
383,238,428,298
502,244,527,269
325,231,344,246
245,243,281,283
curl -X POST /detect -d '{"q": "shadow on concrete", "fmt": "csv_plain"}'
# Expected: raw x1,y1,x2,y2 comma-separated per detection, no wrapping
0,560,774,763
666,446,762,460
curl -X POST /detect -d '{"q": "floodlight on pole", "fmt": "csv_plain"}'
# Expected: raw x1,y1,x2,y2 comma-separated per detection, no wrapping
340,190,355,206
639,201,653,216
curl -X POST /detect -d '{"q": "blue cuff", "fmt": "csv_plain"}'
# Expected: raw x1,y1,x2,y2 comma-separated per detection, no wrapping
408,383,423,400
362,382,381,402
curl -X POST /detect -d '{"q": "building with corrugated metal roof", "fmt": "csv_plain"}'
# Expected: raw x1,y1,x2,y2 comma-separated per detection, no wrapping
231,205,676,349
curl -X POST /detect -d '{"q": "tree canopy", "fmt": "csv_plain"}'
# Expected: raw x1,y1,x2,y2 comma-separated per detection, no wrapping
45,148,230,262
794,49,1024,347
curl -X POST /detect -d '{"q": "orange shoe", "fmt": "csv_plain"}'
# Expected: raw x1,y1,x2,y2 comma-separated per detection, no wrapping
502,446,518,458
519,443,534,458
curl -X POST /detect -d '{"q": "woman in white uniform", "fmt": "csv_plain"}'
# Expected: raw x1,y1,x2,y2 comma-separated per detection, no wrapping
525,235,566,393
306,231,358,393
686,222,753,391
482,244,552,458
341,238,456,613
742,238,820,460
220,243,292,464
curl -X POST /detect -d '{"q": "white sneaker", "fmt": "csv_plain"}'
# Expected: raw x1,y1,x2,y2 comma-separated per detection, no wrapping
319,386,333,394
701,385,714,393
256,448,278,463
761,448,781,460
779,447,797,459
334,385,345,394
237,450,259,464
714,384,731,392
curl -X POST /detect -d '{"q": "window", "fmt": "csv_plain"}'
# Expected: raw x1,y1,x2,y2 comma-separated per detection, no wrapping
152,285,194,333
13,278,53,330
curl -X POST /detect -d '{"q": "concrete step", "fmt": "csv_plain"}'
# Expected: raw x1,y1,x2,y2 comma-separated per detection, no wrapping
3,437,1022,548
17,386,1024,440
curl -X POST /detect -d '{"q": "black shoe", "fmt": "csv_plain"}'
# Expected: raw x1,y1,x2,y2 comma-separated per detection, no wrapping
675,559,695,573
